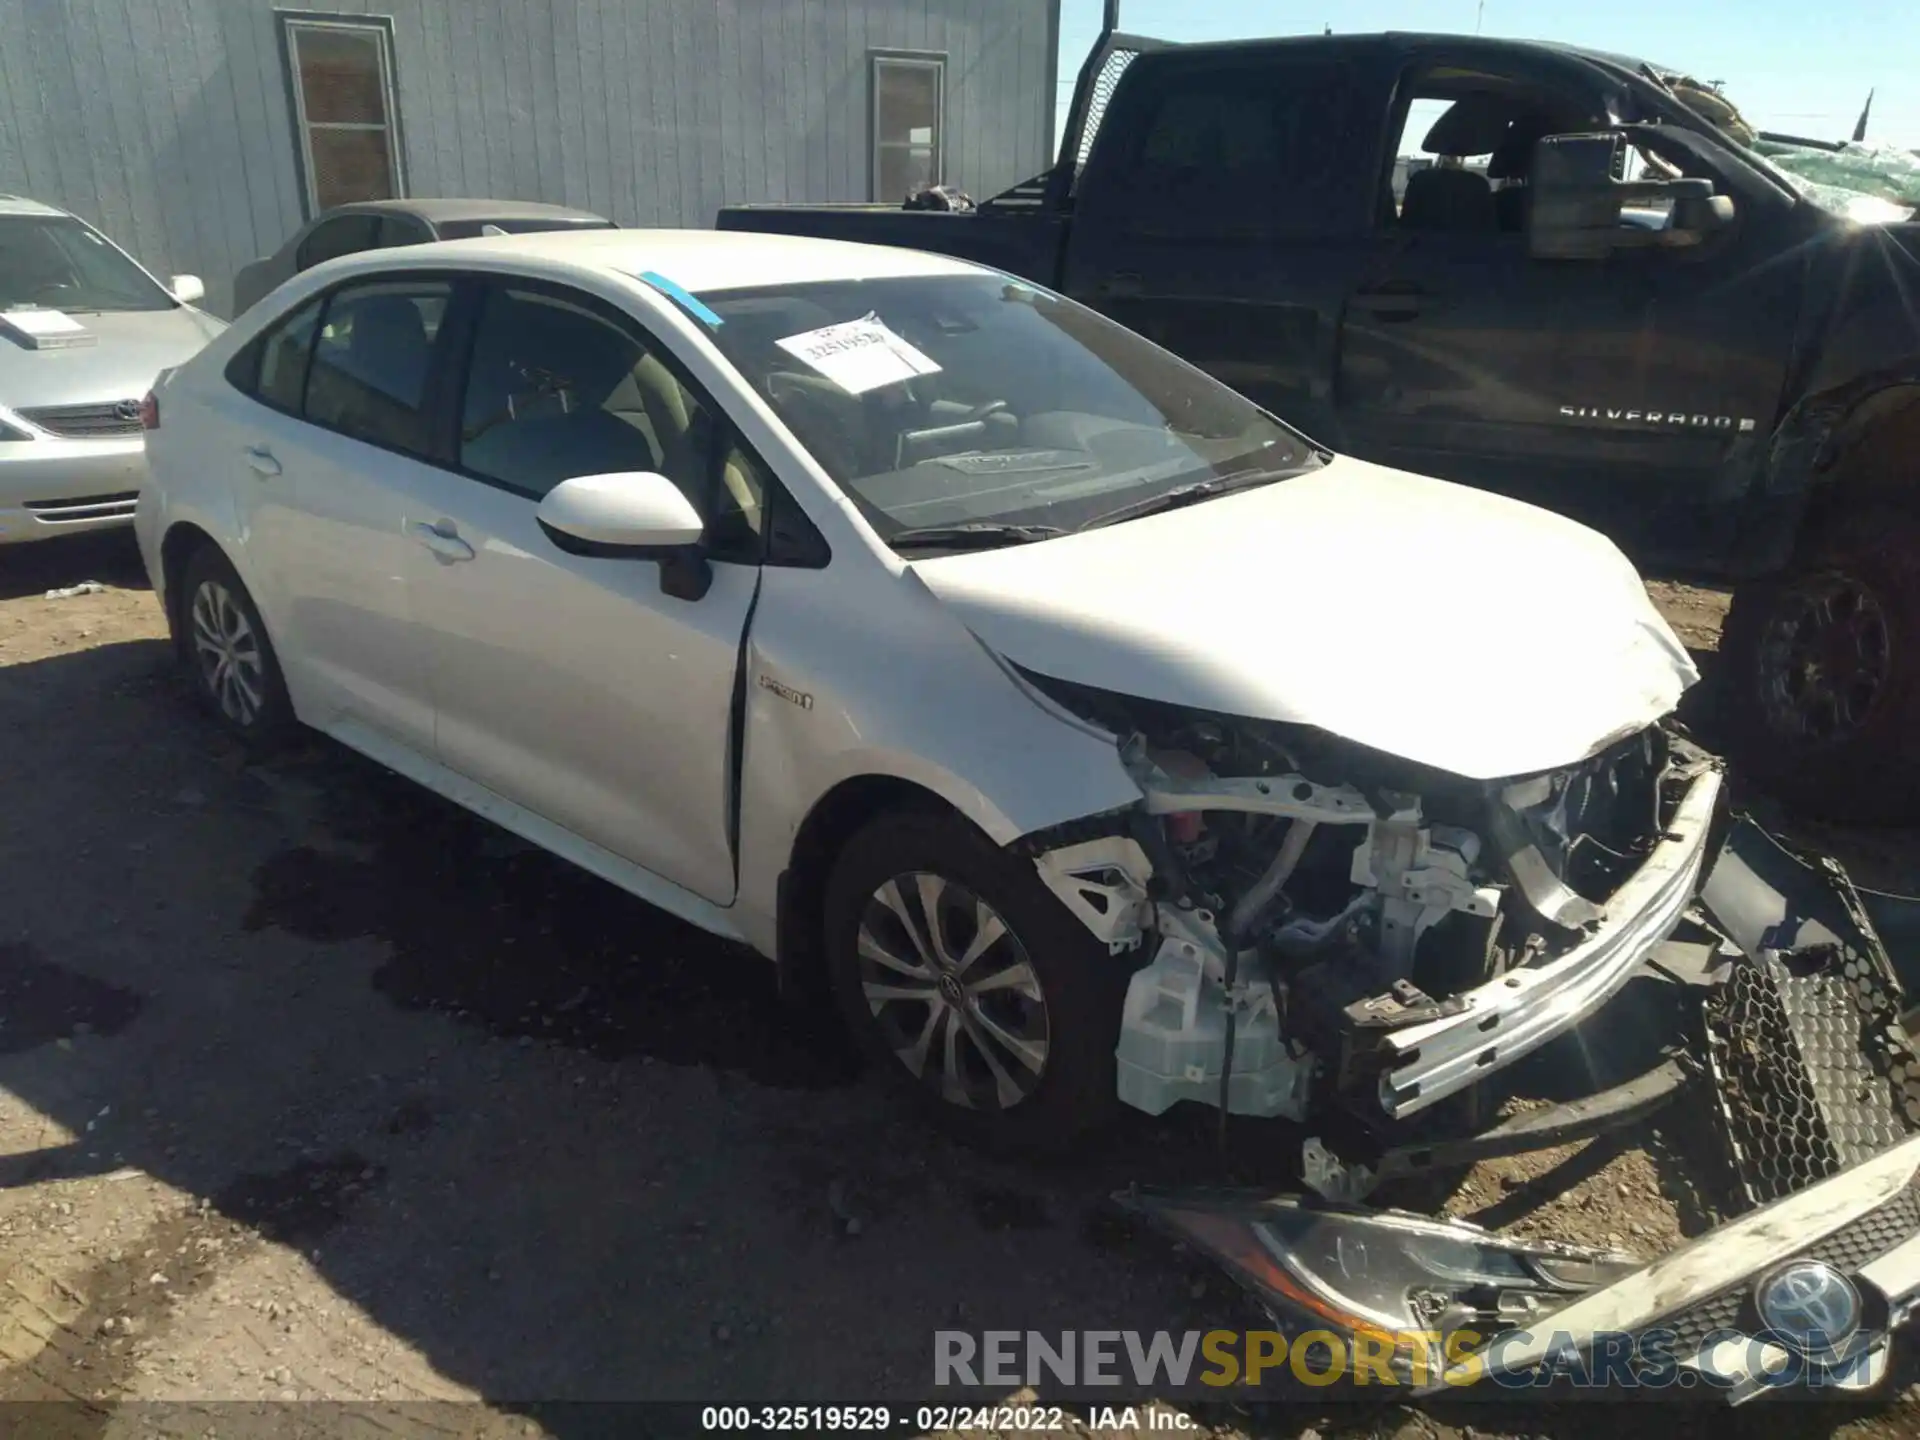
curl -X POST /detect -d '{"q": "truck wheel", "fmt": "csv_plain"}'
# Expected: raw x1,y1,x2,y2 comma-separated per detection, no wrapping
1721,508,1920,824
822,811,1128,1156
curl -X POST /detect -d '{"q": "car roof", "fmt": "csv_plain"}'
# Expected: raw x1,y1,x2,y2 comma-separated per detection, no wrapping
0,194,74,219
321,197,608,224
323,226,985,294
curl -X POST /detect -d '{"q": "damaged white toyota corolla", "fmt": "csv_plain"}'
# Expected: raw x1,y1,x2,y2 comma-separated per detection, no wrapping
141,231,1920,1398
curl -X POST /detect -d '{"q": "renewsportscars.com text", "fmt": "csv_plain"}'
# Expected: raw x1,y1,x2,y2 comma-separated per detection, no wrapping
934,1328,1870,1391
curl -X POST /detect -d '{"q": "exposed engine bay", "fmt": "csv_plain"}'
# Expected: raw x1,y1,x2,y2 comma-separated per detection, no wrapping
1018,670,1920,1403
1023,673,1720,1170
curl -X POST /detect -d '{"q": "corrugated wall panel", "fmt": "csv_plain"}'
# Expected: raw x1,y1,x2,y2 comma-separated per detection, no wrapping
0,0,1054,315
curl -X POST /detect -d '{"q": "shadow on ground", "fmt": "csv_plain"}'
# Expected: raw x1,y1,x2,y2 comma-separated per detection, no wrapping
0,531,150,602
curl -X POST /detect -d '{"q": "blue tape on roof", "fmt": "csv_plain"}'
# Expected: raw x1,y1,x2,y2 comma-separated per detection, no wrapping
636,270,724,328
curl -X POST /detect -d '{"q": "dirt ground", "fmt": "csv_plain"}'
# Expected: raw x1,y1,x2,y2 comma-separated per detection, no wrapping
1,534,1918,1439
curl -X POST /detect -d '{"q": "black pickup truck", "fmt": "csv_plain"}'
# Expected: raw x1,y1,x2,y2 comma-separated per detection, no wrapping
719,28,1920,824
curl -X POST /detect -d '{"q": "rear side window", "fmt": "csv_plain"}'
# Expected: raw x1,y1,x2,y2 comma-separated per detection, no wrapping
1083,59,1373,234
304,279,452,456
375,215,432,248
296,214,381,270
225,296,324,412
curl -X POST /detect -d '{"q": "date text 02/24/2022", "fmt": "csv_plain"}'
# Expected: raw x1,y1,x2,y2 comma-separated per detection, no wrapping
698,1405,1195,1432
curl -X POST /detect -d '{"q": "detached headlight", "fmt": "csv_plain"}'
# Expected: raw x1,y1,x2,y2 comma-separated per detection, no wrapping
1122,1190,1640,1379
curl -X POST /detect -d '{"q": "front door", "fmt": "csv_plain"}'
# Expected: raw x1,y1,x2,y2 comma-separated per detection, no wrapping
1335,65,1802,563
403,277,766,905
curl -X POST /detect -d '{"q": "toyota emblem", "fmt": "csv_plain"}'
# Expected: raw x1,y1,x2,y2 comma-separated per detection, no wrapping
1755,1259,1862,1358
114,399,142,422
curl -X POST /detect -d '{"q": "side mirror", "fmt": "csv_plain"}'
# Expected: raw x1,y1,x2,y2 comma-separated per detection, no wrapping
535,471,712,600
1527,132,1730,259
169,274,206,305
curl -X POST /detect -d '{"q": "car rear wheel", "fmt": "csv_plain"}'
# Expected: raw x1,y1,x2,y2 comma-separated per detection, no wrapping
1722,507,1920,824
178,547,295,748
823,811,1128,1155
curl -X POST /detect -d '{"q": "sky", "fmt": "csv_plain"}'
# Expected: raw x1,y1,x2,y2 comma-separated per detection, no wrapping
1054,0,1920,155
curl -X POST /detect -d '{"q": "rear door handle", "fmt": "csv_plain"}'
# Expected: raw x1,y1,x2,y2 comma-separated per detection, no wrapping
244,446,281,477
411,521,475,563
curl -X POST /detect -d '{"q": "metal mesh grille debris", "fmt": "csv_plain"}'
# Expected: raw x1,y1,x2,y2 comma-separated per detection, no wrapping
1704,947,1920,1209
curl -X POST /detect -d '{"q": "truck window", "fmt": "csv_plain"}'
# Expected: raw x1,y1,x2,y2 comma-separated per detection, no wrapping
1079,58,1371,236
1383,75,1600,236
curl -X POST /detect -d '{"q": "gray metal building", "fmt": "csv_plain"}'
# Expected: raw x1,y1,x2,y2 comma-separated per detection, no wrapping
0,0,1060,316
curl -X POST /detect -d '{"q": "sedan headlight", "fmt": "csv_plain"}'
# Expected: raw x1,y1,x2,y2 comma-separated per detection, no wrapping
1121,1189,1640,1380
0,408,32,442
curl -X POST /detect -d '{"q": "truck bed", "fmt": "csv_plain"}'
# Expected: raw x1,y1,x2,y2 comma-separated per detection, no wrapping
715,203,1066,289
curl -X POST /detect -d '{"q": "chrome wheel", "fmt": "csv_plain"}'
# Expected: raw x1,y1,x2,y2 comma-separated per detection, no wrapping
1758,572,1892,745
856,872,1049,1111
189,579,266,726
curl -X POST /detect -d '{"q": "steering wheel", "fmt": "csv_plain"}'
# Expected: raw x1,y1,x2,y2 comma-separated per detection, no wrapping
957,399,1010,424
26,281,79,305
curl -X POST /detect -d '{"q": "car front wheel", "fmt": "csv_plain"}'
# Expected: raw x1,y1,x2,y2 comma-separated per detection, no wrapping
823,811,1128,1155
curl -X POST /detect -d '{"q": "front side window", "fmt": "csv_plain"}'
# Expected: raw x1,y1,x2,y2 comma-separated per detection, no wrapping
0,215,173,313
283,17,404,214
458,286,694,490
871,54,944,202
701,275,1316,542
304,279,450,455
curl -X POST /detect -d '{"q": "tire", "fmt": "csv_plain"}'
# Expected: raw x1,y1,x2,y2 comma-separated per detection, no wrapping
823,811,1129,1156
1721,507,1920,825
177,546,297,749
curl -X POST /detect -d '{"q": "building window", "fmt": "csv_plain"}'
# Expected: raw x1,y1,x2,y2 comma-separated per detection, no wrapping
281,15,405,215
871,53,945,202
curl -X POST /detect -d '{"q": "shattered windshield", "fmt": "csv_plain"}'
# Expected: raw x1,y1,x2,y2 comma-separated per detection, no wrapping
0,215,174,313
700,274,1316,544
1637,67,1918,222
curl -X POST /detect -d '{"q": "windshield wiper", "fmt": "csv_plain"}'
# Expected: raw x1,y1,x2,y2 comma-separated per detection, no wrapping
1079,467,1300,532
887,521,1067,552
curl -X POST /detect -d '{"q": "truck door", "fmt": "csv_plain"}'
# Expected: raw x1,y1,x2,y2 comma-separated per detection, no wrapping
1059,42,1398,447
1334,50,1803,565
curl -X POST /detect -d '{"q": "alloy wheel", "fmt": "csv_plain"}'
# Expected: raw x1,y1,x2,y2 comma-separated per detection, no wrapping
189,579,266,726
855,872,1050,1111
1757,571,1892,745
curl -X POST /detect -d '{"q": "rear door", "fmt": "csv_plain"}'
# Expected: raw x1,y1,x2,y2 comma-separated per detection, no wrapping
221,274,461,753
1059,42,1396,445
399,276,768,905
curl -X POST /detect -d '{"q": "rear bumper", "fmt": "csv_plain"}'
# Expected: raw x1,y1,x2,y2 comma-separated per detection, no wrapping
0,438,146,545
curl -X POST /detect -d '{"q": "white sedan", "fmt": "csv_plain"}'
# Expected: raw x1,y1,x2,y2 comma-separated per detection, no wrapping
137,229,1711,1156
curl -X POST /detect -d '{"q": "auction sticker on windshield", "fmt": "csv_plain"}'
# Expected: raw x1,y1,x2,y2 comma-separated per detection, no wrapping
775,312,941,394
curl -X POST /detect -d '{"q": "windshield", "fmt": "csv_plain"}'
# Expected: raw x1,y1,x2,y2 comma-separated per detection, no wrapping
0,215,174,313
699,274,1315,543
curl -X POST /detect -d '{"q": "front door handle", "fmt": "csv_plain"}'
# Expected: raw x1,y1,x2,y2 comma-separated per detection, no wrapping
411,520,475,563
1100,270,1145,297
1349,284,1425,322
244,446,281,477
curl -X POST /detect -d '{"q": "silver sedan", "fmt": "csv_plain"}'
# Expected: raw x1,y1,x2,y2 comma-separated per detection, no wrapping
0,196,222,545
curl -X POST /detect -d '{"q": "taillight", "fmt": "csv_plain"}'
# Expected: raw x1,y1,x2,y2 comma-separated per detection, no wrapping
139,391,159,430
